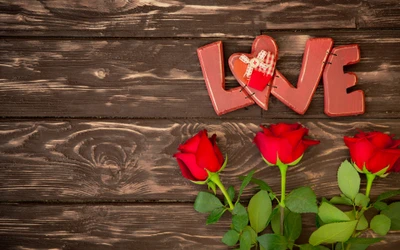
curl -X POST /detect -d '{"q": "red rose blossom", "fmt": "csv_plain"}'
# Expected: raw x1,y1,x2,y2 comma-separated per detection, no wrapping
174,130,224,181
344,131,400,174
253,123,320,165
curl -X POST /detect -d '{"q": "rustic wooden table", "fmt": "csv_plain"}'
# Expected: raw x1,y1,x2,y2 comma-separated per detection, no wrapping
0,0,399,249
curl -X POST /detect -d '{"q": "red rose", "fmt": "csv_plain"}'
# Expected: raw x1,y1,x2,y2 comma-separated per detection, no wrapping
174,130,224,181
344,131,400,174
253,123,320,165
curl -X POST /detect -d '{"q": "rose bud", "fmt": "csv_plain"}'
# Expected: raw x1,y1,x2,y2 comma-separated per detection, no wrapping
173,129,225,182
253,123,320,165
344,131,400,175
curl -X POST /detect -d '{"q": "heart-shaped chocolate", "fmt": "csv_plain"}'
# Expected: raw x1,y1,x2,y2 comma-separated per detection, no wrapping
228,35,278,110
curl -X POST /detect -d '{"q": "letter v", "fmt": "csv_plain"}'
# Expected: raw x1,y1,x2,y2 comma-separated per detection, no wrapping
271,38,334,114
197,41,254,116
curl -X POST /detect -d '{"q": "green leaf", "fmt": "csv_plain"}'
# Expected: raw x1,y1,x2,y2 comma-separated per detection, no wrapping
248,190,272,233
207,181,217,195
233,202,247,215
356,214,368,231
239,176,273,193
287,154,304,166
377,189,400,202
243,226,257,244
237,170,255,202
257,234,287,250
330,196,353,206
342,237,383,250
343,210,367,230
194,191,223,213
206,207,226,225
373,201,388,211
286,187,318,213
334,243,344,250
240,229,252,250
284,211,302,242
318,201,350,224
370,214,391,236
344,211,367,231
232,203,249,232
225,186,235,206
381,202,400,230
354,193,370,208
271,206,281,235
299,244,330,250
316,214,324,228
218,155,228,173
309,220,358,245
262,154,275,166
338,160,360,200
222,230,240,246
344,210,355,219
374,165,390,177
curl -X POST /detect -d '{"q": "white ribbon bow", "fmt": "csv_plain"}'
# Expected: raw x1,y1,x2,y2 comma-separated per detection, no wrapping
239,50,275,78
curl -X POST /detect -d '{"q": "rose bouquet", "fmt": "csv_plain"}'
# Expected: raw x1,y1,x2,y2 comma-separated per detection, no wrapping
173,124,400,250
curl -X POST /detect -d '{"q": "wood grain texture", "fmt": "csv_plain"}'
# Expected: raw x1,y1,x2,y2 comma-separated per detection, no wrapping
357,0,400,28
0,0,358,38
0,0,398,37
0,37,261,118
0,30,399,118
0,119,399,202
0,204,399,250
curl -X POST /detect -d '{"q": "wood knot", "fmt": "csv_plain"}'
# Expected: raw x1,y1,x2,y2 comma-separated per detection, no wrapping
16,14,26,22
96,69,108,79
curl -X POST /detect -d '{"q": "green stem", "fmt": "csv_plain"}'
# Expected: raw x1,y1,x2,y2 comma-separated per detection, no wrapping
209,173,234,211
280,205,285,236
365,173,376,198
278,163,288,236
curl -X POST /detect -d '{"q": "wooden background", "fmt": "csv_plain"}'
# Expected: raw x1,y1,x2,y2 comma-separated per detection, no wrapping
0,0,399,249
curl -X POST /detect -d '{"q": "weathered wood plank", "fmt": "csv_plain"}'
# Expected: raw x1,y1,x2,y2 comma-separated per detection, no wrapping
0,37,261,118
357,0,400,28
0,0,358,38
0,204,398,250
0,0,398,37
0,119,399,202
0,30,399,118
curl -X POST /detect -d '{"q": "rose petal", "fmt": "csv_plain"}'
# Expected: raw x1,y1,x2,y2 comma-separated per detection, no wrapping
178,130,206,153
302,139,320,146
269,123,300,136
260,125,273,136
344,137,377,170
292,139,320,161
354,130,369,138
281,127,308,148
174,153,208,181
210,134,224,166
196,132,221,172
391,158,400,172
390,139,400,148
367,132,393,149
367,149,400,173
344,136,360,145
254,132,293,164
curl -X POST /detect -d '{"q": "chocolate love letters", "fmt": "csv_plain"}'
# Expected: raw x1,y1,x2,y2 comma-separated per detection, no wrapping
197,35,365,117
